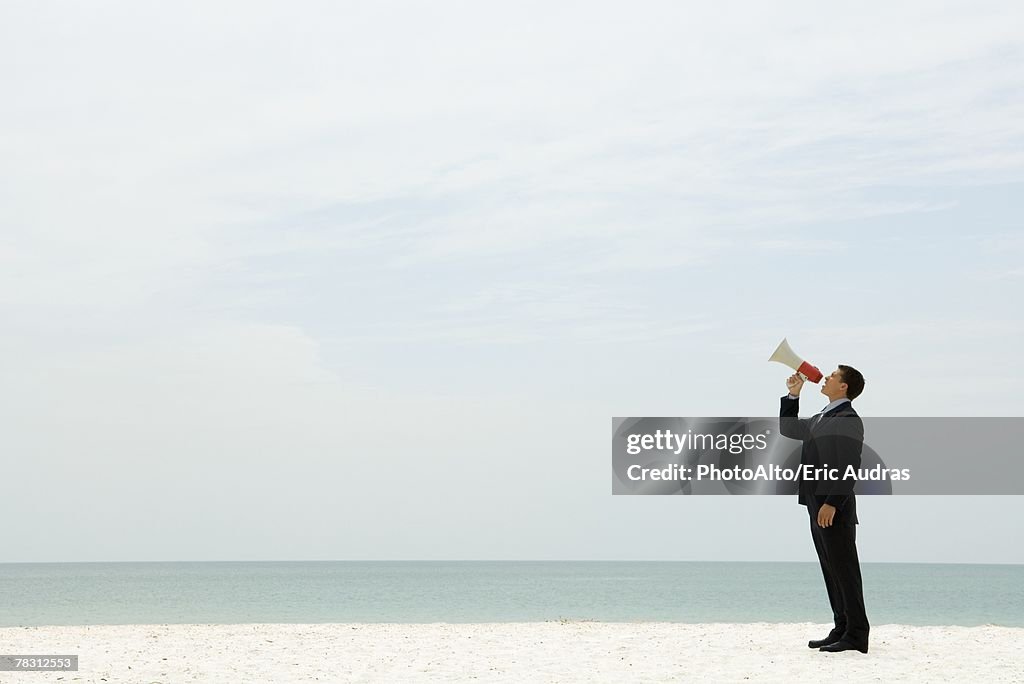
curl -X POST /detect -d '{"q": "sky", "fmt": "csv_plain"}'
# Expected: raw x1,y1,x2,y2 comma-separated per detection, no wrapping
2,1,1023,563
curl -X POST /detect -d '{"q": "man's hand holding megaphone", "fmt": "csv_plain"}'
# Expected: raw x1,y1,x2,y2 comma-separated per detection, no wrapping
786,373,805,396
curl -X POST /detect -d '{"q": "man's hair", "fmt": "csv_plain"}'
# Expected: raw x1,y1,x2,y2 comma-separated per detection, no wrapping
838,364,865,400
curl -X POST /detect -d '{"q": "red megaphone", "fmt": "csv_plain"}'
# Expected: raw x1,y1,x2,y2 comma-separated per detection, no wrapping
768,338,823,383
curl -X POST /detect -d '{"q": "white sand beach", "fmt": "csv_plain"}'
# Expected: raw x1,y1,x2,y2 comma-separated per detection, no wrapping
1,622,1021,683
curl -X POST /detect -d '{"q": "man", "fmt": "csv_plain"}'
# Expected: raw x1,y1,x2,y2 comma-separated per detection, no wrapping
780,365,869,654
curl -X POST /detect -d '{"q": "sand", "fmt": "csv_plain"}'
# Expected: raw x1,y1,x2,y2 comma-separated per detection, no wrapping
0,622,1021,683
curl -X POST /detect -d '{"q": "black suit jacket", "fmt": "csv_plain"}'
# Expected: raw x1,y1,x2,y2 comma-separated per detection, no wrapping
779,396,864,525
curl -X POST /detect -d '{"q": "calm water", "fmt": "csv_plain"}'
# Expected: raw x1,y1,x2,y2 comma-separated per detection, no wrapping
0,561,1020,627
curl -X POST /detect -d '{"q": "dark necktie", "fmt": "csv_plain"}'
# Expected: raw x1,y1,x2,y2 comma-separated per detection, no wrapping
811,408,829,429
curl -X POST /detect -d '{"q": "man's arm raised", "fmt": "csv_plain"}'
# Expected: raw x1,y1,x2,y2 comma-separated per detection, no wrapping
779,373,812,441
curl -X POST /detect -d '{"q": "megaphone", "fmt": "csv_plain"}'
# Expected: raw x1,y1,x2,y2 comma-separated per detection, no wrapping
768,338,823,383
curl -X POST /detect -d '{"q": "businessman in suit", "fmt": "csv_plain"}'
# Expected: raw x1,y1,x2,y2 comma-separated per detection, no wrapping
780,365,869,654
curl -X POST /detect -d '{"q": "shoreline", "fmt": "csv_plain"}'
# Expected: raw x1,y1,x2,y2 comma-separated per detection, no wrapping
2,622,1021,682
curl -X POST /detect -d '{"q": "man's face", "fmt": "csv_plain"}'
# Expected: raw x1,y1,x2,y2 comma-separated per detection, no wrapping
821,368,848,399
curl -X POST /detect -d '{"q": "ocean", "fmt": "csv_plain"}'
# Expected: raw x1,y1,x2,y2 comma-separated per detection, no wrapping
1,561,1020,627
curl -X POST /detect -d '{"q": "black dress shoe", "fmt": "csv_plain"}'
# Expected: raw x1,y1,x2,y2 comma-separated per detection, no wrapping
808,636,840,649
808,630,844,649
819,639,868,654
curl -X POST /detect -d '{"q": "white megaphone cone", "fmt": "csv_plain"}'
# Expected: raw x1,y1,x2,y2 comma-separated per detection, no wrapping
768,338,824,383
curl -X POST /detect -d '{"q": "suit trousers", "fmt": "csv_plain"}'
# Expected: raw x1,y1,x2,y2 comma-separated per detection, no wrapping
808,507,870,647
